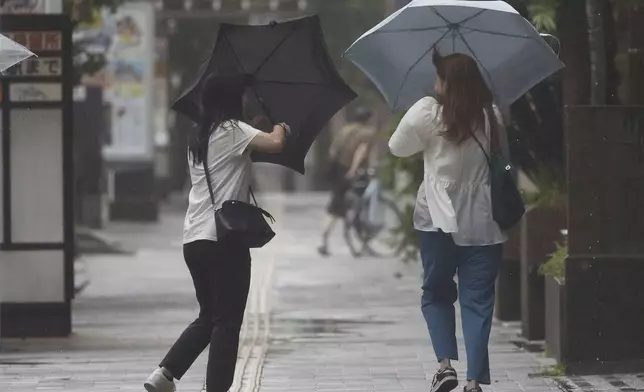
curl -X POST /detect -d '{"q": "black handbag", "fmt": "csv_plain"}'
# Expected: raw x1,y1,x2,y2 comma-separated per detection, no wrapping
470,119,525,231
203,159,275,249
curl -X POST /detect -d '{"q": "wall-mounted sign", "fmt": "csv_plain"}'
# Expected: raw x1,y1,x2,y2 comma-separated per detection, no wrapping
10,83,62,102
4,57,61,77
4,31,61,51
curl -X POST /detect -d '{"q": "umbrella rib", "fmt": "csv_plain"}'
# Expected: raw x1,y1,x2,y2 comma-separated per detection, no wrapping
460,26,532,41
429,6,451,25
372,26,447,34
393,28,452,109
223,32,248,74
252,25,299,75
456,9,487,26
453,28,500,105
249,85,276,123
429,7,486,28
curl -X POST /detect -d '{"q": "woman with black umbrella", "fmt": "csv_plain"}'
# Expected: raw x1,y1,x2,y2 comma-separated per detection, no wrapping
144,75,291,392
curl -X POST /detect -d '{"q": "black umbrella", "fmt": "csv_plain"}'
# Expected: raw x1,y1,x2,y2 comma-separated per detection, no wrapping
172,15,357,174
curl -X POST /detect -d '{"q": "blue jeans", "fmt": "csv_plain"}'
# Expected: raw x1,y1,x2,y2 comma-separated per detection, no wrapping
418,231,502,385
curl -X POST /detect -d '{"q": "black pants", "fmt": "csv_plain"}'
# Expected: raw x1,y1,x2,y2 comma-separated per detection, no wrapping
326,162,351,217
160,240,251,392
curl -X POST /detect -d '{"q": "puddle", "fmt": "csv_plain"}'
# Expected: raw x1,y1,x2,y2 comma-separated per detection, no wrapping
272,317,393,336
0,361,49,366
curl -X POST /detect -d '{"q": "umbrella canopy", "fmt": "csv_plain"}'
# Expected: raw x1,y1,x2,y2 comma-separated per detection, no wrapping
173,15,357,174
0,33,35,73
344,0,563,112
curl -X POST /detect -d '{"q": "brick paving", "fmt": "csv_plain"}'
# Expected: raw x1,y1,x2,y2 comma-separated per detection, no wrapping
0,193,642,391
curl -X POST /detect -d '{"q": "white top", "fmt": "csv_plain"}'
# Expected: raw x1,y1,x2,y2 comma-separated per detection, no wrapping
389,96,508,246
183,121,261,244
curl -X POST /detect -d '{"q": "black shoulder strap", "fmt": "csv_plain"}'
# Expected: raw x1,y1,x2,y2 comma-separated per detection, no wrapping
203,146,216,208
469,109,493,168
202,141,259,209
470,131,492,167
249,186,258,206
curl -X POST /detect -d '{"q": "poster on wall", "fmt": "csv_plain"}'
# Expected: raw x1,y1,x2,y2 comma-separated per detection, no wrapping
155,38,169,148
73,7,115,88
102,2,155,162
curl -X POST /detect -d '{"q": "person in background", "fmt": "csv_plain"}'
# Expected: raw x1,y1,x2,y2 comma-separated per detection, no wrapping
388,50,508,392
144,75,291,392
318,108,375,256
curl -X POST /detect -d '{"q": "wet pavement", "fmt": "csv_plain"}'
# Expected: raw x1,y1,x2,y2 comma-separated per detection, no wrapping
258,195,558,392
0,193,642,391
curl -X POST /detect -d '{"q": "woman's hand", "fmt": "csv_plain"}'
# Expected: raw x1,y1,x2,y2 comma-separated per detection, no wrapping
279,122,299,146
277,122,291,135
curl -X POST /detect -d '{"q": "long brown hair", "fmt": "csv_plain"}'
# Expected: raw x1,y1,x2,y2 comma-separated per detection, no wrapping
432,50,498,146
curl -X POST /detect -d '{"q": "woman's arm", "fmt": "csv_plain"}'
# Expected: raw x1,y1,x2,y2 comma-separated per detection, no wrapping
389,98,436,157
248,123,289,154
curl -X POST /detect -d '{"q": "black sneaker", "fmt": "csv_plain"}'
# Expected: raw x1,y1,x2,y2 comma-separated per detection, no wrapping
317,245,330,257
431,367,458,392
463,386,482,392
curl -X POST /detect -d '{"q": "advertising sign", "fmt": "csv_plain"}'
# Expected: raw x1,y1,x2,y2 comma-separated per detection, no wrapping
102,2,155,162
155,38,169,148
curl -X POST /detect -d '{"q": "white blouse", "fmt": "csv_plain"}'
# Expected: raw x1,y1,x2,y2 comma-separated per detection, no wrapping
388,96,508,246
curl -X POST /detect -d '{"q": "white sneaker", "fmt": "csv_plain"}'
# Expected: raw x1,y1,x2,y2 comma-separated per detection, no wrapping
144,368,176,392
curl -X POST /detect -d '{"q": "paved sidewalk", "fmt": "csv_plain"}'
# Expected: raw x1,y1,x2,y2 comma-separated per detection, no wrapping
0,210,208,391
258,194,644,392
0,193,642,392
256,194,559,392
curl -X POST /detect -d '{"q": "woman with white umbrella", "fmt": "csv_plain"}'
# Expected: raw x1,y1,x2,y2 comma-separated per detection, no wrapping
389,49,508,392
346,2,561,390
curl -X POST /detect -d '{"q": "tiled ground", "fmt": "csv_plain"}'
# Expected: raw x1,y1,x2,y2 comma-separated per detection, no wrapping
0,193,641,391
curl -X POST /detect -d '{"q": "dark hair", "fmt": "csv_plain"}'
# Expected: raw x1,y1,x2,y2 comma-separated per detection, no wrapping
432,50,498,145
188,75,246,166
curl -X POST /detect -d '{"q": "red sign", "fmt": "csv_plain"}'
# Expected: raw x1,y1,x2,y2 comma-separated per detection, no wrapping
5,31,62,51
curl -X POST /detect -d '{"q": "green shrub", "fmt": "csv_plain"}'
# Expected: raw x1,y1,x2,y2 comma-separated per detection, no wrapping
538,241,567,279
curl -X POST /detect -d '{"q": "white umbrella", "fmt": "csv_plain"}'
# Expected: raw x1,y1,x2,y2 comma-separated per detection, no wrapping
344,0,564,112
0,33,36,73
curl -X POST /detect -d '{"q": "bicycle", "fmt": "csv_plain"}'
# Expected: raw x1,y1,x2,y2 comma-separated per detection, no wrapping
343,168,404,258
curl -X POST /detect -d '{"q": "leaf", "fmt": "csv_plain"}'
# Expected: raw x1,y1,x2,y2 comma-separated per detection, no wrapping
527,0,559,33
538,241,567,279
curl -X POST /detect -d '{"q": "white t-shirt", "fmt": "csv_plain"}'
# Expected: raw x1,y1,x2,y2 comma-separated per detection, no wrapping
388,96,508,246
183,121,261,244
